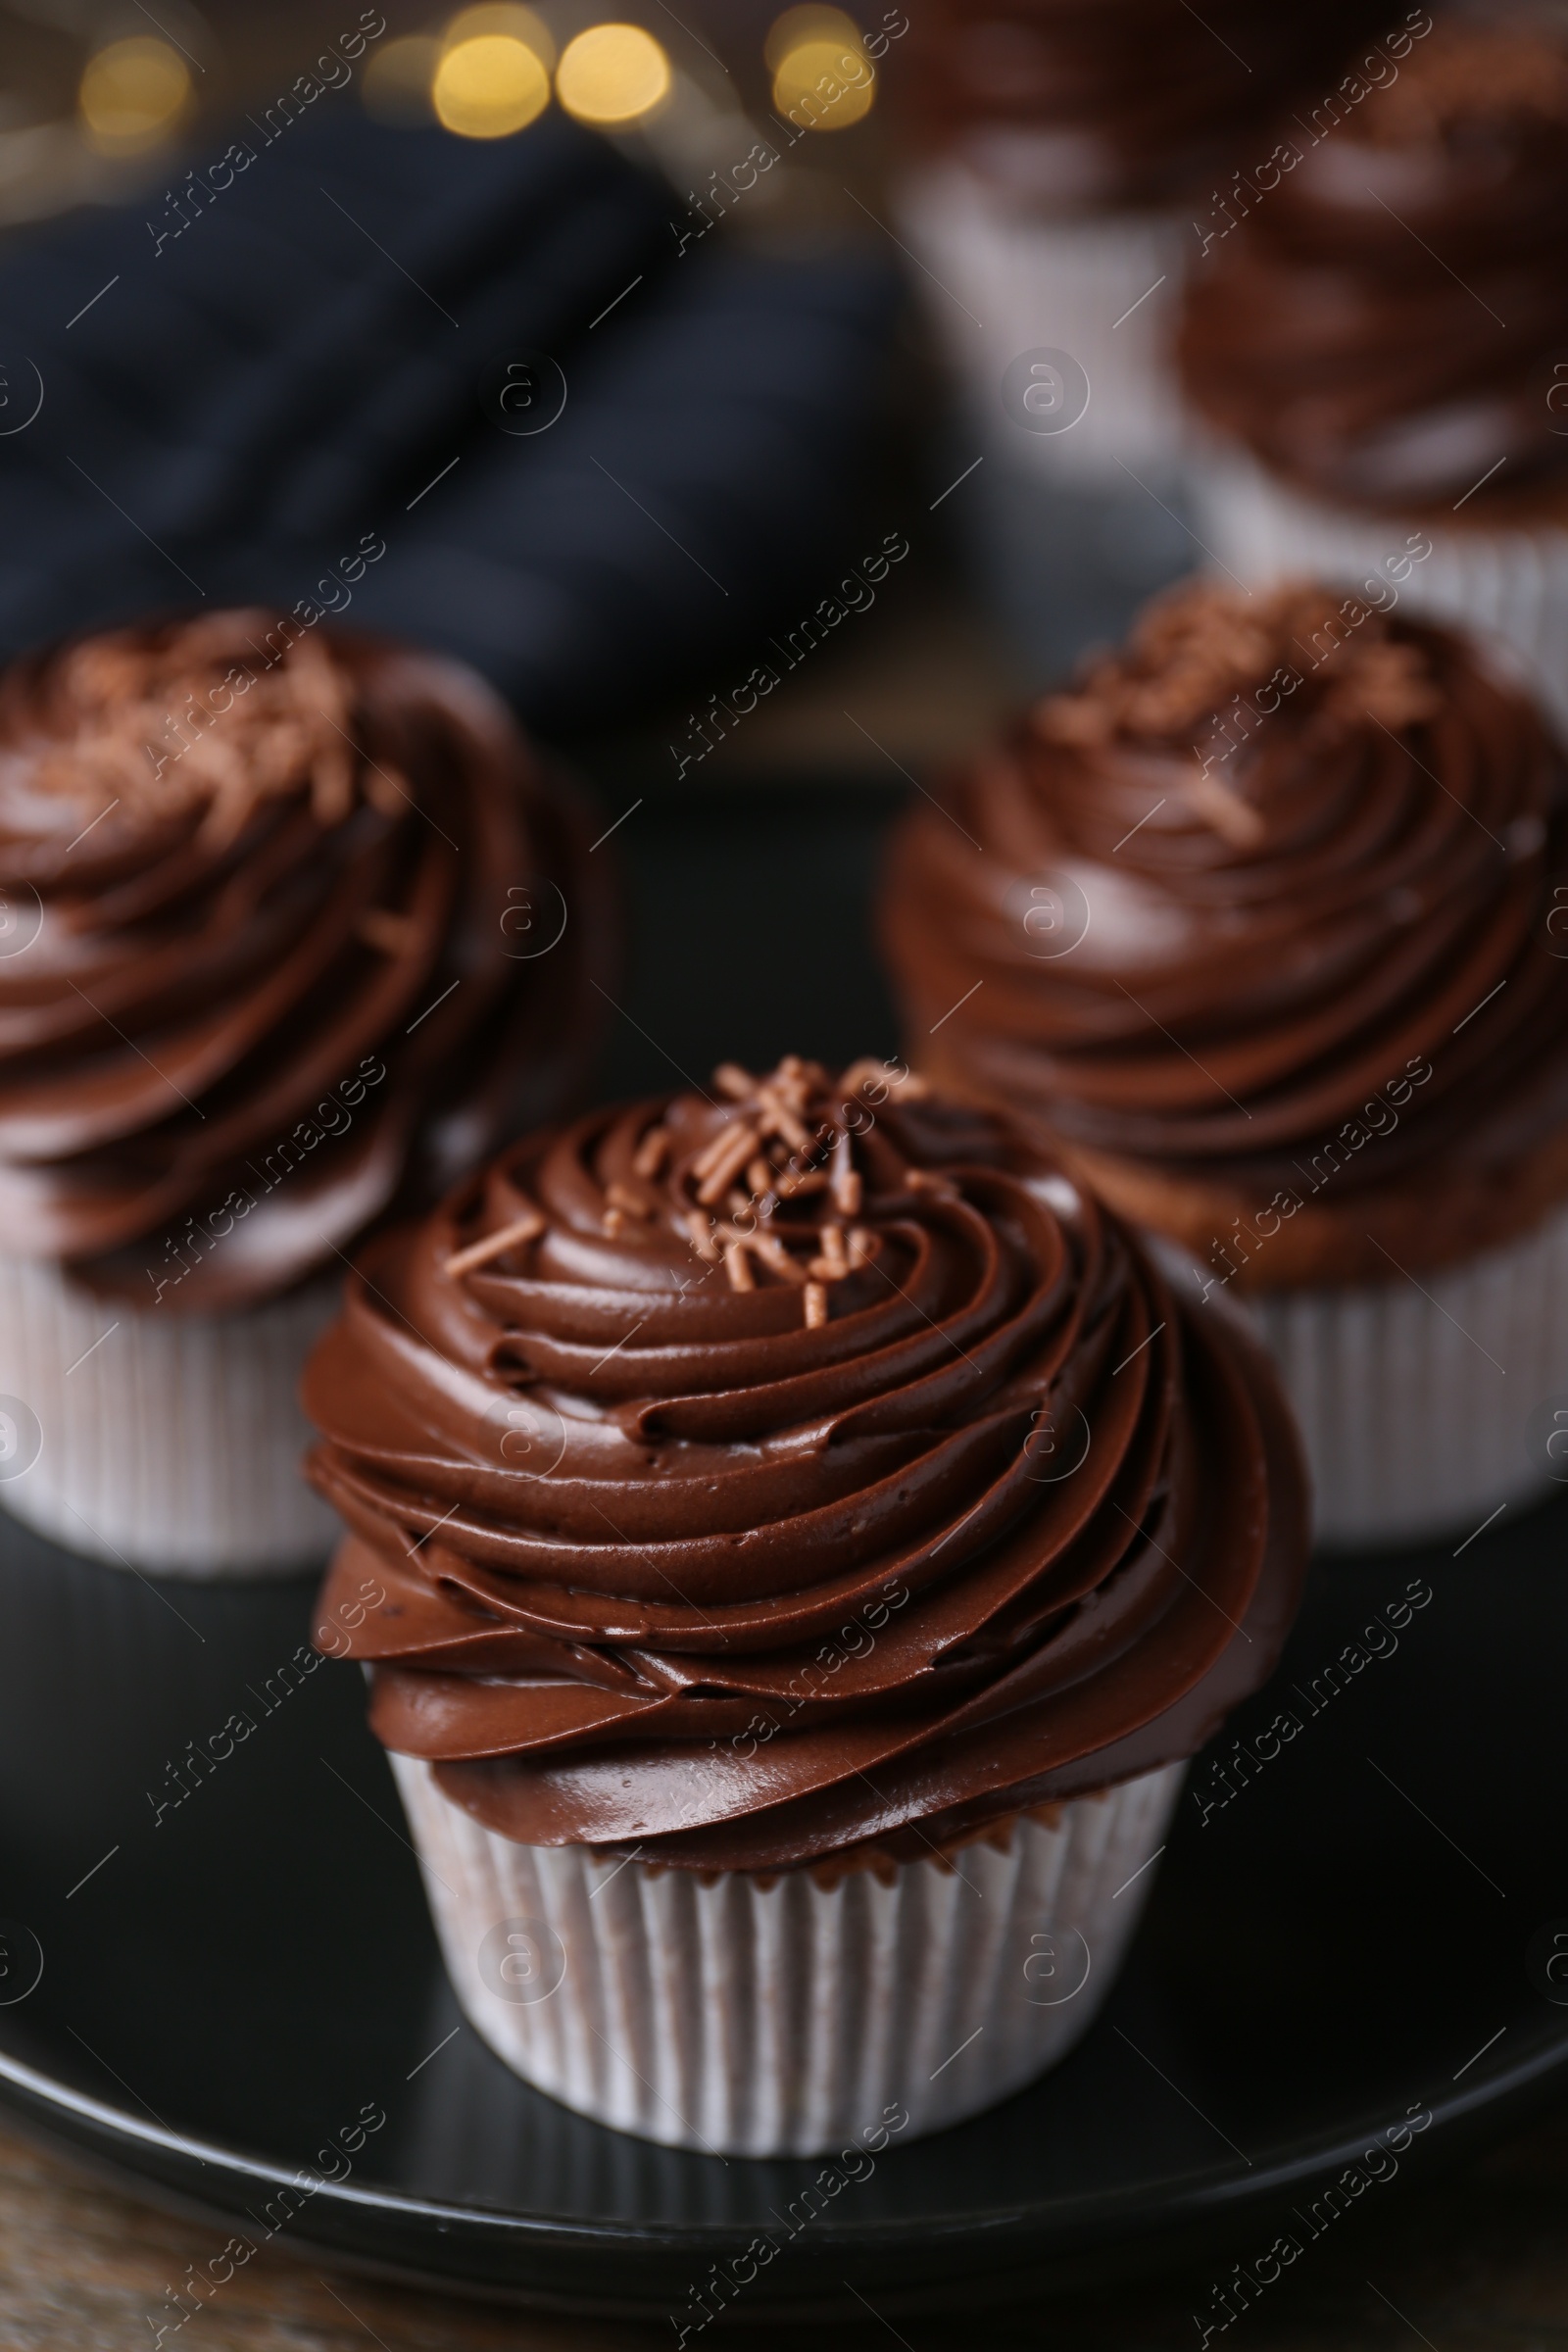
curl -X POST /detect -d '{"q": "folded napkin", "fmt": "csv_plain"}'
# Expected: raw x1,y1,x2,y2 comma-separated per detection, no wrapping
0,108,901,727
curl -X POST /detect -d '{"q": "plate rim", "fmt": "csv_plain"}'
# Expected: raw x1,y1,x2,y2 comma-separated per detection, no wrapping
3,2022,1565,2277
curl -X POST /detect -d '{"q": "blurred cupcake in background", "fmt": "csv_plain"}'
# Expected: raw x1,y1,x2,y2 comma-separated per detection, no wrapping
0,612,610,1577
1180,16,1568,736
305,1057,1306,2154
887,0,1387,682
882,576,1568,1546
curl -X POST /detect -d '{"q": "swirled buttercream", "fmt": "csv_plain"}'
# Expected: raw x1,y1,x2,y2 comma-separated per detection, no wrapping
0,612,608,1307
882,580,1568,1279
1179,22,1568,509
306,1056,1306,1871
894,0,1388,208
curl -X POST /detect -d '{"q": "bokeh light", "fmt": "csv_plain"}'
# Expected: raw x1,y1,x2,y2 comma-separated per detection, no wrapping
555,24,671,126
763,5,861,70
363,34,441,122
77,37,190,154
444,4,556,70
771,24,875,130
433,33,551,137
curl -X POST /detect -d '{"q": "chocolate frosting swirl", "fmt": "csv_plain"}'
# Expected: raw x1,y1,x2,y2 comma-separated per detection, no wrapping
305,1058,1306,1873
1178,22,1568,508
0,612,609,1309
882,581,1568,1272
895,0,1387,208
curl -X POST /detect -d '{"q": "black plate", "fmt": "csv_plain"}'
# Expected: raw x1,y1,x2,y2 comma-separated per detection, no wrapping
1,779,1565,2322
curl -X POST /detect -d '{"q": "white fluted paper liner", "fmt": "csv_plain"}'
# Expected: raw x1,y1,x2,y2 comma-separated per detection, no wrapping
896,162,1190,487
1159,1194,1568,1548
1191,451,1568,738
390,1749,1184,2157
0,1253,340,1577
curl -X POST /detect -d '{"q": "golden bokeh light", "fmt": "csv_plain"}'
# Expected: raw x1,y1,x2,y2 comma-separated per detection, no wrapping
444,4,556,71
78,36,191,154
433,32,551,137
772,30,875,130
555,24,671,126
763,6,861,71
363,34,441,122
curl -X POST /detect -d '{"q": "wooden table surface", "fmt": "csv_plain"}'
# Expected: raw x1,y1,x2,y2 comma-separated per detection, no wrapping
4,2098,1567,2349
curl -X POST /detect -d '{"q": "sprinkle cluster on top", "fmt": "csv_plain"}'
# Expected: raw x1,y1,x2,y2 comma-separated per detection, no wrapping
25,612,403,847
443,1056,933,1331
1034,580,1440,753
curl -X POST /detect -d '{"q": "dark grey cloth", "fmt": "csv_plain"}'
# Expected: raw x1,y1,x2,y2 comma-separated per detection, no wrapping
0,108,901,728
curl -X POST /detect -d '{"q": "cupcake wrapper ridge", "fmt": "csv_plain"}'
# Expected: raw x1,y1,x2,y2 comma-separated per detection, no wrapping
1162,1195,1568,1547
1191,453,1568,739
390,1750,1184,2158
896,163,1191,486
0,1254,340,1577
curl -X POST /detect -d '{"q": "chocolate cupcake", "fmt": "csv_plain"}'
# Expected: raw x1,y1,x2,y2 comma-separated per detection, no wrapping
888,0,1385,673
0,611,608,1576
1179,17,1568,733
883,576,1568,1544
304,1055,1305,2154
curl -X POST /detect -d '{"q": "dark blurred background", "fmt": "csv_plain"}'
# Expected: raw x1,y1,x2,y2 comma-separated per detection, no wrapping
0,0,1021,802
